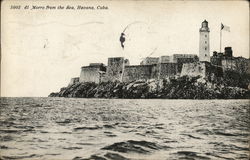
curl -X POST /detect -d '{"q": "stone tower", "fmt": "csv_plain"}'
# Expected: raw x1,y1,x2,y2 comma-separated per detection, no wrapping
199,20,210,62
106,57,124,82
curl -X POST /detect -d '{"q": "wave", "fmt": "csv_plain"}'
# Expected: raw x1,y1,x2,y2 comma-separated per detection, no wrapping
181,133,203,139
0,145,9,149
102,140,168,154
74,126,102,131
0,129,34,134
104,152,129,160
1,154,39,160
63,146,82,150
73,155,107,160
103,124,115,129
73,152,130,160
56,119,72,124
175,151,211,160
0,135,14,141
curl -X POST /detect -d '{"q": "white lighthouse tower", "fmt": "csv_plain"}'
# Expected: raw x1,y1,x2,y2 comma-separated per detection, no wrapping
199,20,210,62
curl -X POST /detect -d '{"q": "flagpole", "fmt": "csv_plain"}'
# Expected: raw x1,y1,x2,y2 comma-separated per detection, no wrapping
119,32,126,82
121,49,125,82
220,26,222,53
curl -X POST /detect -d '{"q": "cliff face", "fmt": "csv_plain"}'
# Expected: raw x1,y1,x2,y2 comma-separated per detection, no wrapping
49,75,250,99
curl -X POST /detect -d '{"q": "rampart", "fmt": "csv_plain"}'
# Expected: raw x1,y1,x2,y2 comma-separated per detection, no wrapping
221,58,250,74
181,62,223,79
72,52,243,85
79,64,106,83
181,62,206,77
177,58,199,73
123,63,178,82
157,63,178,79
123,65,157,82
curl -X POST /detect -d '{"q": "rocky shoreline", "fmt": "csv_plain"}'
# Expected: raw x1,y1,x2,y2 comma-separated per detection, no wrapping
49,74,250,99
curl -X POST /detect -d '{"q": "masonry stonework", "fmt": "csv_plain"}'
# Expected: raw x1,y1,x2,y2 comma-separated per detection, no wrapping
79,64,106,83
181,62,223,79
68,20,249,86
157,63,178,79
222,58,250,74
104,57,125,82
123,65,156,82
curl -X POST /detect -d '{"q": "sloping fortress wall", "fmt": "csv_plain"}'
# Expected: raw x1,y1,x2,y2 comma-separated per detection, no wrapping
80,66,100,83
181,62,207,78
176,57,199,73
80,63,106,83
181,62,223,79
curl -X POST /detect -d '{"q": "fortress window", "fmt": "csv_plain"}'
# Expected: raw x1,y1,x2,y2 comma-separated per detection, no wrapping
205,47,207,50
205,41,207,44
205,35,207,37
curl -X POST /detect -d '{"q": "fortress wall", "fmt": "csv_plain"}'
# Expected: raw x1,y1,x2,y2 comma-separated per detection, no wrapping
181,62,207,77
119,63,178,82
181,62,223,79
206,63,224,79
123,65,154,82
222,58,250,74
157,63,178,79
80,67,100,83
177,58,199,73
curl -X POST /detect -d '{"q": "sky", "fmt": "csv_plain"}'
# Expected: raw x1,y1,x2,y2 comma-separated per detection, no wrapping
1,0,249,97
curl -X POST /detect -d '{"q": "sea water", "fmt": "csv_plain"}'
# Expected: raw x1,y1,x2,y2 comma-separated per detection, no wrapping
0,98,249,160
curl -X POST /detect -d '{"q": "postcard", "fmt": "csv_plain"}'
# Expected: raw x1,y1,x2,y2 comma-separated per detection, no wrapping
1,0,249,159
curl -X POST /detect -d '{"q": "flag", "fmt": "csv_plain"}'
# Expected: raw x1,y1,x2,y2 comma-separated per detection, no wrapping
119,33,125,49
221,23,230,32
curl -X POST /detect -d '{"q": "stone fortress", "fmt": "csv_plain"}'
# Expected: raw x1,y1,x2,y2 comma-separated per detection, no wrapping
69,20,250,85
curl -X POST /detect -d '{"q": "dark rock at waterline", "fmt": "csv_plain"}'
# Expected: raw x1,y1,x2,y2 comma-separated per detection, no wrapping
49,75,250,99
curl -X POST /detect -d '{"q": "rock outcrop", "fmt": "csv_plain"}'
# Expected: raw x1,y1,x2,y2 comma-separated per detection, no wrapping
49,75,250,99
